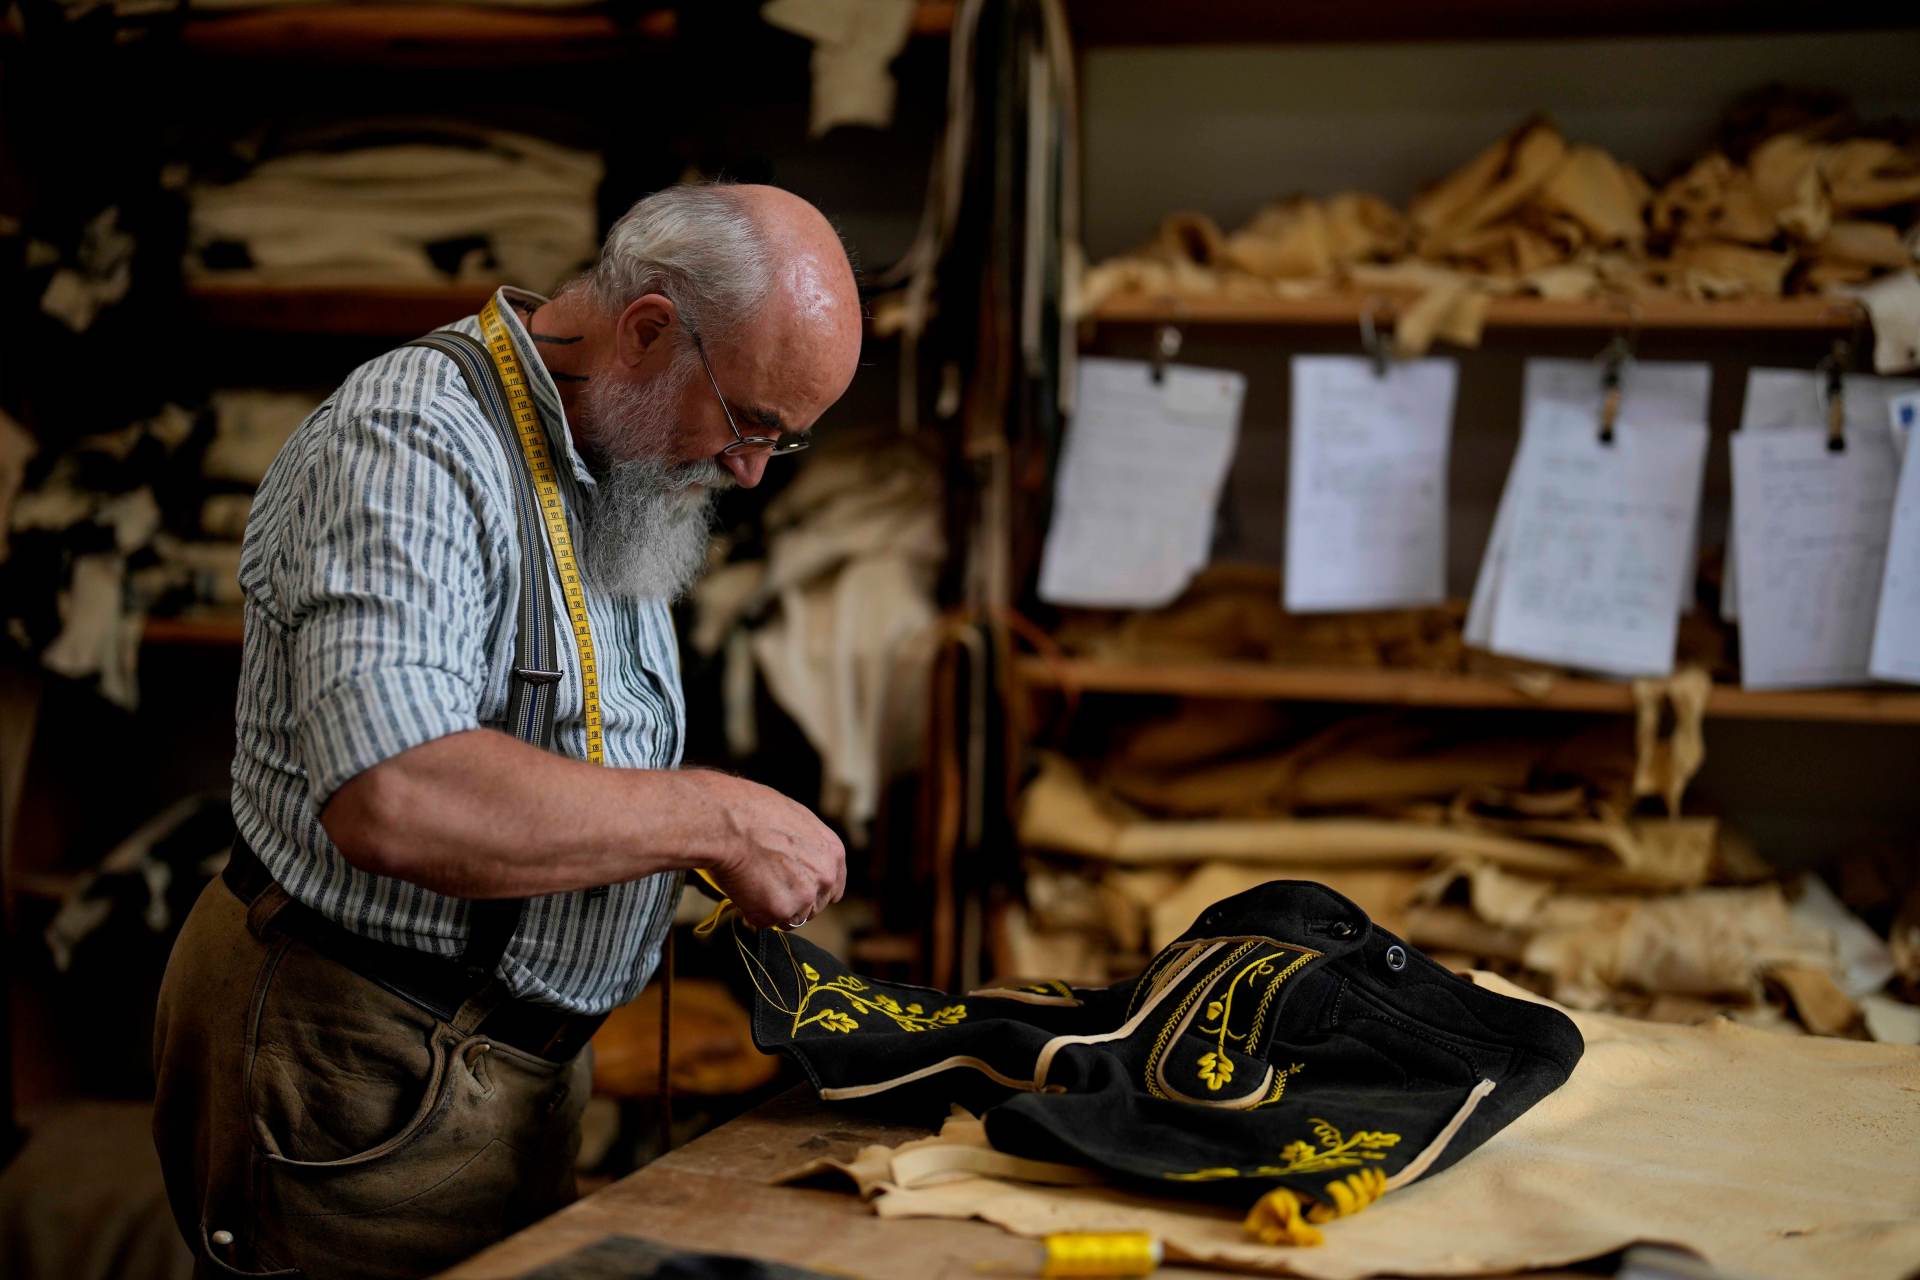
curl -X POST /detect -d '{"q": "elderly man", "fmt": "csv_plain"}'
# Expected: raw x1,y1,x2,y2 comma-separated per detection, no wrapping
152,183,858,1279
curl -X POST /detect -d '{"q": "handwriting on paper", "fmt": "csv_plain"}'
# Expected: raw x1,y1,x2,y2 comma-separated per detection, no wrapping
1038,357,1245,608
1733,430,1899,690
1488,408,1708,677
1285,356,1456,613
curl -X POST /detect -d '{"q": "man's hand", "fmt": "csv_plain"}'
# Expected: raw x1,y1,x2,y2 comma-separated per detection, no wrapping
705,774,847,928
321,731,847,915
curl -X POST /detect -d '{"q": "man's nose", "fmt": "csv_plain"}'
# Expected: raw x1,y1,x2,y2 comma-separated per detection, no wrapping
719,449,771,489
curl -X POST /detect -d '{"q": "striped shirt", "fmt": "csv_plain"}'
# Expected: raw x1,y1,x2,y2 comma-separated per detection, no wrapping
231,285,685,1015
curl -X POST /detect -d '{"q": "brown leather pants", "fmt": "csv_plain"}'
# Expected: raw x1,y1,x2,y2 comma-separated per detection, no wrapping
152,879,589,1279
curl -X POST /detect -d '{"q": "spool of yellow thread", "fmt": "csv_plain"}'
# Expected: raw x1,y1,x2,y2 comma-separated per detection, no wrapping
1039,1232,1161,1277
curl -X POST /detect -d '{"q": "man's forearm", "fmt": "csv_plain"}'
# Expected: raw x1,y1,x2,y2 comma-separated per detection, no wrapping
321,728,736,899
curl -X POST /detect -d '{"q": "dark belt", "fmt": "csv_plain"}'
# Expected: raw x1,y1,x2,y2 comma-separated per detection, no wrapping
223,839,605,1062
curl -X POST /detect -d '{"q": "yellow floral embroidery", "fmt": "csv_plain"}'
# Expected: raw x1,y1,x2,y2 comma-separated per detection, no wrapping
737,930,967,1037
1164,1119,1401,1181
1260,1061,1305,1106
789,966,966,1036
1143,942,1258,1099
1188,948,1316,1094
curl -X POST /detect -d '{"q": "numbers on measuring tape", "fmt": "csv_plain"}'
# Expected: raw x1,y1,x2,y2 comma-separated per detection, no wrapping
479,298,605,767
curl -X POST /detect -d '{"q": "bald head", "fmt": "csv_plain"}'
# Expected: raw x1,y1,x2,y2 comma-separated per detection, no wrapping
721,184,864,416
543,182,864,503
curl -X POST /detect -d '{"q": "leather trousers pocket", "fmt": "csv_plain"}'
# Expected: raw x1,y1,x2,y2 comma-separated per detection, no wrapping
242,939,584,1279
256,1024,531,1279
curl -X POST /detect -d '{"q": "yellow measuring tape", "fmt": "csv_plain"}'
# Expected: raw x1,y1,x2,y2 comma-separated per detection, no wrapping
476,297,725,899
479,296,606,765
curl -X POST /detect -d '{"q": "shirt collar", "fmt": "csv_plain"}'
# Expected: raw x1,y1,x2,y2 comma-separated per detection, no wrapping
490,285,597,489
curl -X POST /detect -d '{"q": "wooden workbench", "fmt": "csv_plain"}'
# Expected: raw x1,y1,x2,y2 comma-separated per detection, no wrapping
438,1086,1228,1279
440,1088,1597,1279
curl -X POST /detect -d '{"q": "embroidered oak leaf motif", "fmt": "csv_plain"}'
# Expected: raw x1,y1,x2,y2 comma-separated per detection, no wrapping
1197,1050,1235,1091
816,1010,859,1033
1164,1120,1403,1181
873,994,902,1013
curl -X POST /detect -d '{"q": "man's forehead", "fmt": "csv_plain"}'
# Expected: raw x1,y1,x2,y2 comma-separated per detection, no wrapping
716,316,857,434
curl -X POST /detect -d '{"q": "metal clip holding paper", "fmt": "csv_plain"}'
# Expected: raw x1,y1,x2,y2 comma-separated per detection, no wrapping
1816,338,1852,454
1358,297,1393,380
1149,321,1183,385
1595,331,1635,446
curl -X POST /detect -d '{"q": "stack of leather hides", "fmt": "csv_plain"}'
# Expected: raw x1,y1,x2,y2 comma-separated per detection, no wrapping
740,881,1584,1235
1048,563,1736,683
1078,91,1920,358
1006,675,1914,1039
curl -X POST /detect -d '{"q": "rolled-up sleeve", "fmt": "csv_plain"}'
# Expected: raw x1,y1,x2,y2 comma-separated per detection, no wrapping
272,394,504,807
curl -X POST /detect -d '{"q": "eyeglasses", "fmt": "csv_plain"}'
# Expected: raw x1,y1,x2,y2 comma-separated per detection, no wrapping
688,329,809,460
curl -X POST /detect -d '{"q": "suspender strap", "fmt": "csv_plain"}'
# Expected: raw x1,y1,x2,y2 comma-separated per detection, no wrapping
407,330,562,977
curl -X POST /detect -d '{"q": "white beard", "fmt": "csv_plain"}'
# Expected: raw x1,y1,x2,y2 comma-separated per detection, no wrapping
574,367,734,601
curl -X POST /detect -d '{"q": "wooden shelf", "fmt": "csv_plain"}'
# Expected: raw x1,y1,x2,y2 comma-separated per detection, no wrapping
1065,1,1918,45
1086,293,1864,334
143,614,245,648
180,5,677,64
179,2,955,62
187,281,501,336
1016,656,1920,725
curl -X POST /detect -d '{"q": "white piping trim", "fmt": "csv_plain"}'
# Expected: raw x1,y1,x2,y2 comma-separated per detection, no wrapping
1032,941,1225,1085
814,937,1304,1104
817,1056,1044,1101
1384,1078,1497,1191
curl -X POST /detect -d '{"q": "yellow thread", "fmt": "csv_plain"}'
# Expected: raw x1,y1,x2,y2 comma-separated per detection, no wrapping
478,299,729,905
692,898,734,938
1243,1190,1323,1248
1040,1232,1161,1277
1195,950,1306,1092
1242,950,1316,1052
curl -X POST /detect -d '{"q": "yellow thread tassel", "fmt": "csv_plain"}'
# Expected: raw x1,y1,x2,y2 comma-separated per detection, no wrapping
1243,1189,1324,1247
1040,1232,1161,1277
1306,1168,1388,1223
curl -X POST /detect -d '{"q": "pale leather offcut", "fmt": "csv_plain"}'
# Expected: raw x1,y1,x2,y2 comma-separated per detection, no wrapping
787,973,1920,1280
1077,108,1920,368
1021,753,1711,890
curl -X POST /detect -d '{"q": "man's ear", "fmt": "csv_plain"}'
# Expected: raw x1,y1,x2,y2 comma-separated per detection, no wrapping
614,293,678,370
